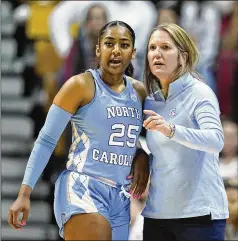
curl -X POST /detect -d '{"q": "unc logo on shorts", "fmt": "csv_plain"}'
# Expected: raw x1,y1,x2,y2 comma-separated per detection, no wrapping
130,94,137,102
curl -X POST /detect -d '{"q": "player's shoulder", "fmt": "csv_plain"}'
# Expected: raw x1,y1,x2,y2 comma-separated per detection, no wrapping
127,77,148,102
62,72,95,100
71,72,94,88
128,77,146,92
74,72,93,83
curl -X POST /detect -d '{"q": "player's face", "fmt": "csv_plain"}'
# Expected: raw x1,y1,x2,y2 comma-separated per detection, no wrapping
96,26,136,75
147,30,180,82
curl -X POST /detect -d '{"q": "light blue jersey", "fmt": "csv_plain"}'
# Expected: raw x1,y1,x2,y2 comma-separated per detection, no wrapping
66,69,142,187
21,68,143,239
142,73,229,220
53,69,143,239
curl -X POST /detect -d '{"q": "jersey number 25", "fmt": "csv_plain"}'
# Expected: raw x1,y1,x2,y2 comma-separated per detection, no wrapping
109,124,140,148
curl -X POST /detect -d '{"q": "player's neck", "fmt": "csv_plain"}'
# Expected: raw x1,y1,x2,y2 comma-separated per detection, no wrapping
98,68,126,93
99,68,124,87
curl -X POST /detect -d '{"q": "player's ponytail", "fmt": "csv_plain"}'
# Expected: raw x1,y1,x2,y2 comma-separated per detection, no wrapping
125,62,134,77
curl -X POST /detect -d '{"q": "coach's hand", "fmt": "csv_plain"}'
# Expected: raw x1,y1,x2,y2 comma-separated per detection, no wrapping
8,196,30,230
128,149,150,199
143,110,171,136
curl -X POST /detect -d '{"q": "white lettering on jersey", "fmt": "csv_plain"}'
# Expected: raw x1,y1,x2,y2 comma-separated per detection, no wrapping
92,148,133,166
107,106,141,120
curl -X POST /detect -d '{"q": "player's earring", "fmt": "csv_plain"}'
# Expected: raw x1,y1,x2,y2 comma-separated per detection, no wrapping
132,48,136,60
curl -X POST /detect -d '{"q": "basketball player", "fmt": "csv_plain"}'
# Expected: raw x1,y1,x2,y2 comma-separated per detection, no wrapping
8,21,149,240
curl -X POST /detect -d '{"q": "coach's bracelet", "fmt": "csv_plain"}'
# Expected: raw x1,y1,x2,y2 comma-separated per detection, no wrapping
167,124,176,139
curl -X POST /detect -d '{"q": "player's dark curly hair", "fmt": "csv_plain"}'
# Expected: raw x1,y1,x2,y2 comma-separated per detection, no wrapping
98,20,135,77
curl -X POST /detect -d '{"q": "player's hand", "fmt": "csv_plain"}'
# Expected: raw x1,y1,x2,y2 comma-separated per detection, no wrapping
143,110,171,136
129,149,150,199
8,196,30,230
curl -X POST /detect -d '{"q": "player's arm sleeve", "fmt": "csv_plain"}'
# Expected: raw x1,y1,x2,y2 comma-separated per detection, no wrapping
171,97,224,154
22,104,73,189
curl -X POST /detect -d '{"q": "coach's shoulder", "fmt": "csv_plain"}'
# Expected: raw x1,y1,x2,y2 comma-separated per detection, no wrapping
192,80,217,101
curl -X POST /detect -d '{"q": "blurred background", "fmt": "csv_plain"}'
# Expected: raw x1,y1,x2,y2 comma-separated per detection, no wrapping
1,0,238,240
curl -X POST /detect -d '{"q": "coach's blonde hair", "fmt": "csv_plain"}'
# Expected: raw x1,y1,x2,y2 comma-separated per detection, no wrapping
144,23,202,95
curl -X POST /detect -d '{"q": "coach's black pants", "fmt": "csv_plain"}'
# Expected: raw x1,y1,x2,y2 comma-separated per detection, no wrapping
143,215,226,241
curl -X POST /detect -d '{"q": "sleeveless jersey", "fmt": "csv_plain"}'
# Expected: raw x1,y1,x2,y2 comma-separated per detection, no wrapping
66,69,143,187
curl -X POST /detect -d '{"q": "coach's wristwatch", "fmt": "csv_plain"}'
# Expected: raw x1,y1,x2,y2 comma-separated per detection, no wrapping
168,124,176,139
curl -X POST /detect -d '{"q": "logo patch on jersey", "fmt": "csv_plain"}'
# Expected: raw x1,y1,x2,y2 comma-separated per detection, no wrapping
130,94,137,102
168,108,176,118
100,91,107,98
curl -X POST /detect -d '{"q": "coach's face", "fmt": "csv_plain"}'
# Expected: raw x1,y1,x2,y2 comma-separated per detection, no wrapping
147,29,180,83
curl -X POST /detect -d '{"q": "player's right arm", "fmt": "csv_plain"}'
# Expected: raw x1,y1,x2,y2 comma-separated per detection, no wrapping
53,73,93,113
8,73,93,230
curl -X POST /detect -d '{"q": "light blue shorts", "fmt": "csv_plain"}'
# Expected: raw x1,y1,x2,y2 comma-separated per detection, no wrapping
54,170,130,240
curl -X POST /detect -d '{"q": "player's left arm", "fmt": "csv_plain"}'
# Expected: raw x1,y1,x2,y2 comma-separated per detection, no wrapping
129,79,150,198
131,79,147,107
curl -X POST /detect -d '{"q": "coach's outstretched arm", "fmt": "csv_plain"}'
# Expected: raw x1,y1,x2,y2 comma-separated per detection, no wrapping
144,99,224,154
